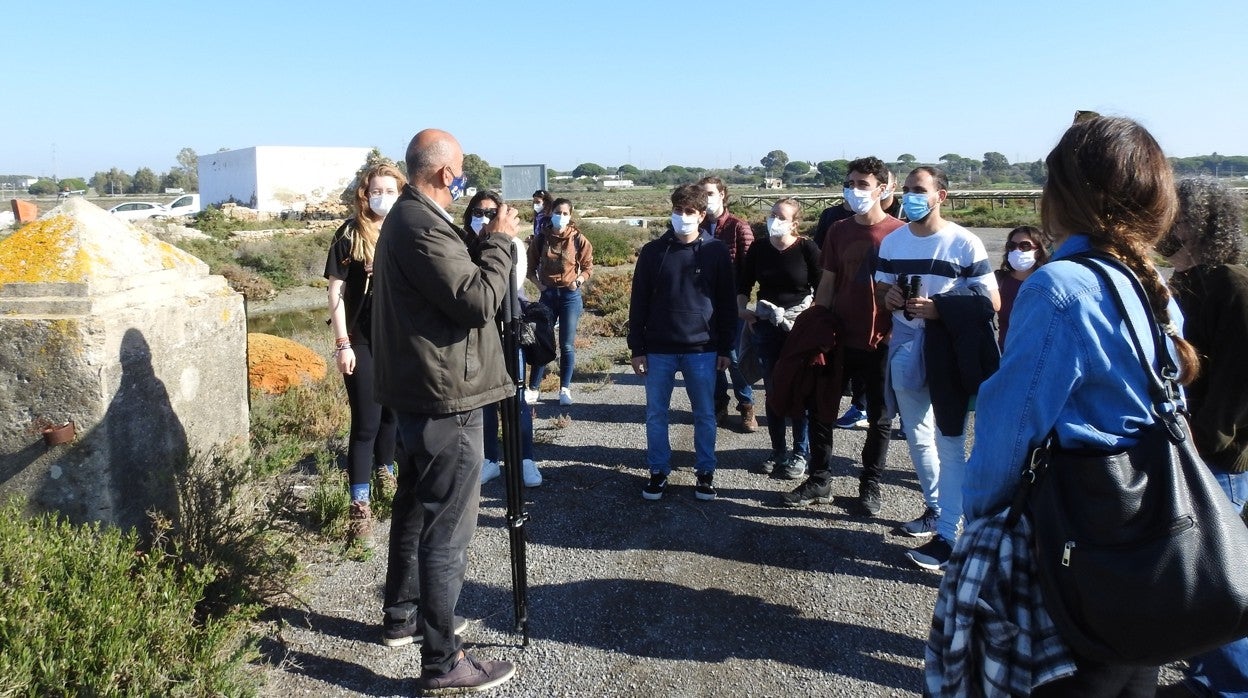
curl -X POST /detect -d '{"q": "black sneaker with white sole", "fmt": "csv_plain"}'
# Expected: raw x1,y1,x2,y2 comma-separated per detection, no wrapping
694,471,717,501
642,472,668,501
898,506,938,537
780,477,832,507
905,535,954,571
381,614,469,647
857,479,883,516
418,652,516,694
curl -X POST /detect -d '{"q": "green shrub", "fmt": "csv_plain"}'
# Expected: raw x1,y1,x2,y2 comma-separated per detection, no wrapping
0,497,259,696
946,204,1040,229
579,222,648,267
235,232,331,291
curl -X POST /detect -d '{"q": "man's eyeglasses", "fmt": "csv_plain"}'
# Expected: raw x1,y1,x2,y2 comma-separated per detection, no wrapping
1006,240,1038,252
470,207,498,219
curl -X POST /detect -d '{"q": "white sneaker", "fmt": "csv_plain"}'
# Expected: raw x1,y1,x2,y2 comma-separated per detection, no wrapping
523,388,539,405
480,459,501,484
558,387,573,406
522,459,542,487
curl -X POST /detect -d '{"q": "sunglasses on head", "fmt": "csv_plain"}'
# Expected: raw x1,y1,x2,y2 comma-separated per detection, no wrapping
1006,240,1037,252
470,207,498,219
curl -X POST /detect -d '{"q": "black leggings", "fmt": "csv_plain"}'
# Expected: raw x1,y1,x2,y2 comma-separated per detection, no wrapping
1031,656,1158,697
342,342,397,487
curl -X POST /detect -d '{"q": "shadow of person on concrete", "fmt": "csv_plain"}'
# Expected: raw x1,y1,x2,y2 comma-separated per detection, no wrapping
48,328,190,533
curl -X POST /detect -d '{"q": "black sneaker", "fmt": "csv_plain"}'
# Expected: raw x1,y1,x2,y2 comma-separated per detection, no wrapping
642,472,668,501
906,535,954,571
857,479,883,516
898,507,938,538
694,471,717,501
381,614,469,648
780,477,832,507
758,451,784,475
418,651,516,694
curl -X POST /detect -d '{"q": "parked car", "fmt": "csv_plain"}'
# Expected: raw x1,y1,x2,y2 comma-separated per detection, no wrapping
107,201,165,221
164,193,200,217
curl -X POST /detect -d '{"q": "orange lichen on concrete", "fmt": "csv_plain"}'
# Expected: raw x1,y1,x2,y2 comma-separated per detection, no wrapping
0,215,89,286
246,333,327,395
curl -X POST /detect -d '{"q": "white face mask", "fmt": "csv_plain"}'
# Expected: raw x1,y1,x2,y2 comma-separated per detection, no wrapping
766,216,791,238
671,213,700,235
705,192,722,217
369,193,397,217
842,187,876,215
470,216,487,234
1008,249,1037,271
533,202,543,213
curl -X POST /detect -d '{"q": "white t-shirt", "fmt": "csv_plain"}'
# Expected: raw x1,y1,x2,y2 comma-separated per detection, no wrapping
874,221,996,328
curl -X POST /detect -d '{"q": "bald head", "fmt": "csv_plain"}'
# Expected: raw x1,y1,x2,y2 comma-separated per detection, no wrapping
405,129,462,181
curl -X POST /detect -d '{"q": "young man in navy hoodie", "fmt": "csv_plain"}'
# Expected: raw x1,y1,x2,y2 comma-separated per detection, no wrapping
628,183,736,501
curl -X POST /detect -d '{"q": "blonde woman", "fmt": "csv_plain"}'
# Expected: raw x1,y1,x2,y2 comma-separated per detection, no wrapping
324,162,406,546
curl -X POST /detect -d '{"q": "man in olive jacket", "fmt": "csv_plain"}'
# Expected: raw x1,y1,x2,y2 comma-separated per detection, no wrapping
371,128,518,693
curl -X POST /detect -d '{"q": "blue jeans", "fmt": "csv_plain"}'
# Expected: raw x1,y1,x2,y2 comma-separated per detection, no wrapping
1184,470,1248,697
644,351,718,475
384,409,482,674
529,286,583,390
753,321,809,456
715,317,754,408
891,345,967,542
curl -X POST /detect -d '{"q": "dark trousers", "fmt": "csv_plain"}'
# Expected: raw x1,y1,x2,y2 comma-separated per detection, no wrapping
808,345,891,484
342,342,398,487
384,409,482,674
1031,656,1159,697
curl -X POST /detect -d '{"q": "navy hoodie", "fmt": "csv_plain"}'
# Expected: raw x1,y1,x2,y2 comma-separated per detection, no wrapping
628,229,736,356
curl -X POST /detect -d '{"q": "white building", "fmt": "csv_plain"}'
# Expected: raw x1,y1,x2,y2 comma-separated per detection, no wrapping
198,146,373,213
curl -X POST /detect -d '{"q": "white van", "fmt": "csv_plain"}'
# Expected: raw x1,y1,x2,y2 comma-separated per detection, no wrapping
165,194,201,217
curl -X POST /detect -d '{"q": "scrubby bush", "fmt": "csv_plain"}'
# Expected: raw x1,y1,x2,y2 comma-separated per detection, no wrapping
578,222,649,267
581,271,632,338
0,497,260,696
235,231,333,291
219,263,277,301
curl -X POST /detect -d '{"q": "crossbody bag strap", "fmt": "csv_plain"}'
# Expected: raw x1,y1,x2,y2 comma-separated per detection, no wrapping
1065,252,1187,442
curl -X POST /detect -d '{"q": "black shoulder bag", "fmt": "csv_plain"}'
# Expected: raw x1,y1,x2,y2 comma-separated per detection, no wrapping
1008,252,1248,665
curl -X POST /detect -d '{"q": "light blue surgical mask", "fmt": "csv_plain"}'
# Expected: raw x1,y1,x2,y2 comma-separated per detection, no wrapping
902,192,932,222
551,213,571,230
448,173,468,201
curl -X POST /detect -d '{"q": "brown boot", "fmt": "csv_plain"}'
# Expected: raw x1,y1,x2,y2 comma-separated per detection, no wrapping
348,500,373,548
738,402,758,433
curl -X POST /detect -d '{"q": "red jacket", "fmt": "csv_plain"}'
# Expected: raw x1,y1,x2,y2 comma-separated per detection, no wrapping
703,211,754,274
766,305,842,423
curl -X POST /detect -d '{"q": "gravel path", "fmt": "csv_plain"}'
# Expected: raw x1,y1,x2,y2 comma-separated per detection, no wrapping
254,227,1184,696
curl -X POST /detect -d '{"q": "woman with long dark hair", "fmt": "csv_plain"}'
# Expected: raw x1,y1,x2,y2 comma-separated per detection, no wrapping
994,225,1049,351
958,116,1199,695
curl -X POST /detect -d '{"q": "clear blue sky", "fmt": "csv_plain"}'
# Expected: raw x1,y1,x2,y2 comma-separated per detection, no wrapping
4,0,1246,179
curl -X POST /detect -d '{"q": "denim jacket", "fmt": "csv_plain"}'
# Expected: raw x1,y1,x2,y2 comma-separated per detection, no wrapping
962,234,1186,520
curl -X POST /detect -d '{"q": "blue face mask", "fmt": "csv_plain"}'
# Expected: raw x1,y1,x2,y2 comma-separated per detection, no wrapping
550,213,571,230
448,173,469,201
902,192,932,222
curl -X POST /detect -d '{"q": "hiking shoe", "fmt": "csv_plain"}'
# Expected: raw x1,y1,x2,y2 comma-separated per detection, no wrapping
857,479,883,516
642,472,668,501
836,405,869,429
418,651,516,694
899,507,939,538
906,535,954,571
523,388,539,405
780,477,832,507
758,450,785,475
522,459,542,488
374,465,398,499
382,614,469,648
348,501,373,548
480,459,501,485
780,452,808,480
738,402,758,433
559,387,574,406
694,471,717,501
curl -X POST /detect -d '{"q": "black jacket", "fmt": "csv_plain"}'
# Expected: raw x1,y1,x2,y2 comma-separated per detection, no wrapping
628,229,736,357
925,289,1000,437
371,186,513,414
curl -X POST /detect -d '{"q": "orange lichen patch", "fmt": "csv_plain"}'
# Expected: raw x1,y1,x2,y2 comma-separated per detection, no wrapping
246,333,327,395
0,215,88,286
